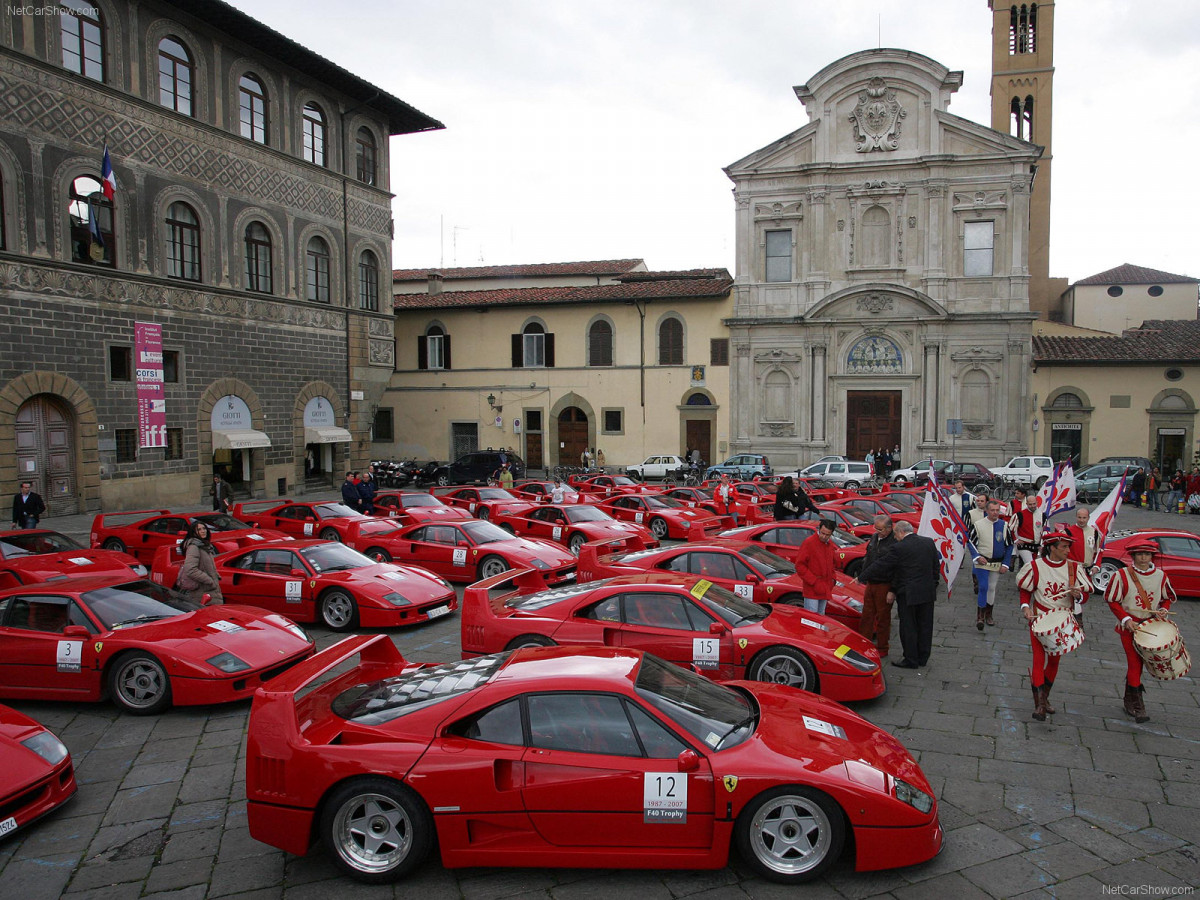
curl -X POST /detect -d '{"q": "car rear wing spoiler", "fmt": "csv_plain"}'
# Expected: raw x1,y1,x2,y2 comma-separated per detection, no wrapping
149,543,183,586
91,510,172,530
577,539,630,580
231,499,289,518
686,519,733,542
464,566,550,603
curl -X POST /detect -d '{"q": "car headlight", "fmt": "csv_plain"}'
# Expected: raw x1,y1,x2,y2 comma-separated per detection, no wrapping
841,648,877,672
894,777,934,814
846,598,864,613
382,592,411,606
132,564,148,576
264,614,309,642
22,732,68,766
206,652,251,673
529,559,549,569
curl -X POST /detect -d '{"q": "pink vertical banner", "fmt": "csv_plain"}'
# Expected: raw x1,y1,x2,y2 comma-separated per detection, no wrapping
135,322,167,448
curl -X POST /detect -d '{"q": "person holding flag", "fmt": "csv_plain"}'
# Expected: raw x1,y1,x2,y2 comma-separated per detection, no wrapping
967,499,1014,629
1063,505,1101,630
1010,492,1045,574
917,467,968,601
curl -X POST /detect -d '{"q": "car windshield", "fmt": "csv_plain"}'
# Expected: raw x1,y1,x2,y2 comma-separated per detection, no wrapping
314,503,359,519
83,581,197,629
884,494,920,510
332,654,510,725
831,530,866,547
635,654,755,751
0,531,85,557
610,476,638,487
690,582,768,626
478,489,518,501
195,513,253,531
738,545,795,578
400,494,443,508
564,506,613,523
832,507,872,527
461,520,516,545
299,542,375,572
357,521,405,538
644,495,685,510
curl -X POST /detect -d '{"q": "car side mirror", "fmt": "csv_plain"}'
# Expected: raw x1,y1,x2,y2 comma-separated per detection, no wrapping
63,625,89,638
458,540,470,547
677,749,700,772
709,621,726,635
747,573,762,584
290,569,305,577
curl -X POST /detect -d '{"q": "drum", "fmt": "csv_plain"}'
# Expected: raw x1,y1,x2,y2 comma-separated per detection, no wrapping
1134,620,1190,680
1032,609,1085,656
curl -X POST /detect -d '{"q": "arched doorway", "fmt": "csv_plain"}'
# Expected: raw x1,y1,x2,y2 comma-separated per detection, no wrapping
558,407,589,466
15,395,77,514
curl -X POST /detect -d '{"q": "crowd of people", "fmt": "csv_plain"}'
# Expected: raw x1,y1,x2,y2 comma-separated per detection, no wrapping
864,445,902,478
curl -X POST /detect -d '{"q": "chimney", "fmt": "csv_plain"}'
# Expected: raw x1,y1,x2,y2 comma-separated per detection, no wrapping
427,272,443,295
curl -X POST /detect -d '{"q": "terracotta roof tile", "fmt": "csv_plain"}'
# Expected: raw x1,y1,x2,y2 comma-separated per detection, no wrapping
392,259,644,281
1072,263,1199,286
616,268,730,282
393,276,733,310
1033,319,1200,363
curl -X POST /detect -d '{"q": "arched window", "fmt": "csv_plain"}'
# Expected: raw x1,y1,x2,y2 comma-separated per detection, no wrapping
1050,392,1083,409
60,0,104,82
244,221,272,293
420,325,450,370
239,74,268,144
165,201,200,281
1009,4,1037,55
1010,95,1034,141
305,236,330,303
523,322,546,368
356,127,377,185
68,174,114,267
302,102,326,166
658,318,683,365
861,206,890,267
158,37,193,116
588,320,613,367
358,250,380,310
685,393,712,406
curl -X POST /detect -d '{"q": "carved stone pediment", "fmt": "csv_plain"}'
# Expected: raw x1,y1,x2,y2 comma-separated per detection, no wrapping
951,190,1008,212
754,201,803,223
753,349,802,364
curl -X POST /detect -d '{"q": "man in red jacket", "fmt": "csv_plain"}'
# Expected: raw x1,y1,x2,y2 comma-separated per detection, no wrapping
794,518,836,615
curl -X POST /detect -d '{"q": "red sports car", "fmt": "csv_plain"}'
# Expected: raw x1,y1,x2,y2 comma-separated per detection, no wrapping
90,510,288,563
795,480,859,503
435,487,539,521
491,503,658,555
0,575,313,714
578,541,864,630
598,494,724,540
462,569,883,701
246,639,941,884
822,497,922,528
663,485,720,514
0,704,76,839
811,505,876,539
371,491,473,525
232,500,371,542
345,519,576,585
706,522,869,577
152,538,457,631
509,480,584,504
570,473,654,498
0,529,146,588
1092,529,1200,597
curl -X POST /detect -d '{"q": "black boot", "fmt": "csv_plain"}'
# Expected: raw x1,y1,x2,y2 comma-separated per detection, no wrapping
1043,678,1056,715
976,607,985,631
1032,684,1047,721
985,604,995,626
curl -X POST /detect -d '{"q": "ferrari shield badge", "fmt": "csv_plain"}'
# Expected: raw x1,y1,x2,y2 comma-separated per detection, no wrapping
738,638,748,650
722,775,739,793
94,642,103,653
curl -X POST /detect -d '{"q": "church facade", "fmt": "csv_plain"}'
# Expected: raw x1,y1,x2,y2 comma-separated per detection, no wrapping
724,49,1041,471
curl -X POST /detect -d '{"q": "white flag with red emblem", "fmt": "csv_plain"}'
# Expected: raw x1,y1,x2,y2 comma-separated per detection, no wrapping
1042,461,1077,519
918,468,968,598
1091,472,1128,553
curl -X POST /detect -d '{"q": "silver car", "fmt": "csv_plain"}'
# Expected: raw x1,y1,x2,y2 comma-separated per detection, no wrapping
799,460,875,488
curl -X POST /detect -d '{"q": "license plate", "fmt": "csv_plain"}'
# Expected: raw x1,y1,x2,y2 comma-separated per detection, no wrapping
425,605,450,619
0,816,17,837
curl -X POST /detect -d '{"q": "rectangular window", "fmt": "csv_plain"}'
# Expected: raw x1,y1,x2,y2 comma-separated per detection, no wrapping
523,332,545,368
373,408,394,442
602,408,624,434
963,221,994,277
163,350,180,384
710,338,729,366
765,230,791,282
427,334,444,369
166,216,200,281
109,346,131,381
526,410,542,431
115,428,137,463
165,428,183,460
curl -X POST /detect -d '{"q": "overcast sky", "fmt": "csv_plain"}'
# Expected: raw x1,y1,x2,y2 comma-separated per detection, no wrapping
234,0,1199,283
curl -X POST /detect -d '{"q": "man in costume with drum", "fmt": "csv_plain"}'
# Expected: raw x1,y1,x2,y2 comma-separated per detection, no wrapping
1063,506,1100,630
1017,531,1092,721
1105,539,1179,723
1010,492,1044,575
967,500,1013,629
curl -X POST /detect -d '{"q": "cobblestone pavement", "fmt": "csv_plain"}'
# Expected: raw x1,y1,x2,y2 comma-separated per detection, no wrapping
1,501,1198,899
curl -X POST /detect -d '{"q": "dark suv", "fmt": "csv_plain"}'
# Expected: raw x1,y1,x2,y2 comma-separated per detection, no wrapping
434,450,525,486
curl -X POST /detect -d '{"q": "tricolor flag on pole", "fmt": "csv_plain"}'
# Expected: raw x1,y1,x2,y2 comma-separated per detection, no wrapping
1091,471,1129,554
918,466,968,598
100,144,116,201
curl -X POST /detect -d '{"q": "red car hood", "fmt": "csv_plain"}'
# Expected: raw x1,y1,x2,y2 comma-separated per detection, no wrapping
402,507,471,522
579,521,651,540
318,563,453,598
10,549,142,579
750,604,876,654
0,706,62,793
113,605,311,668
491,537,576,567
211,528,289,548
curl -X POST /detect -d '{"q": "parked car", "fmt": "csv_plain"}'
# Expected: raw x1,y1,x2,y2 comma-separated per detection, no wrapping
704,454,773,481
888,459,952,486
625,455,688,481
0,574,313,714
90,510,286,563
597,494,724,540
799,461,874,488
509,480,583,503
371,491,473,525
491,503,658,555
991,455,1055,488
431,450,526,486
0,703,76,838
821,496,922,528
705,521,869,577
232,500,370,543
916,462,995,491
569,473,651,497
461,569,883,701
1091,529,1200,596
0,529,146,588
1074,463,1137,503
435,486,538,521
1097,456,1154,474
246,638,942,884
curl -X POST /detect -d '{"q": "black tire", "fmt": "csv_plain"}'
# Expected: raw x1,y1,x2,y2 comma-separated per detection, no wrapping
629,470,643,482
844,559,863,579
365,547,392,563
734,786,845,883
893,475,908,485
499,523,515,535
103,537,127,553
320,777,432,884
567,532,587,555
777,593,805,607
320,527,341,542
505,634,555,650
108,651,172,715
477,506,490,521
649,517,669,540
747,646,818,693
435,473,450,487
844,481,859,489
319,589,359,631
1035,476,1048,489
477,555,508,580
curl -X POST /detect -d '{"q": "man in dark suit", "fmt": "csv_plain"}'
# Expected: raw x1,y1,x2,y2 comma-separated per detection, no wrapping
857,520,941,668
